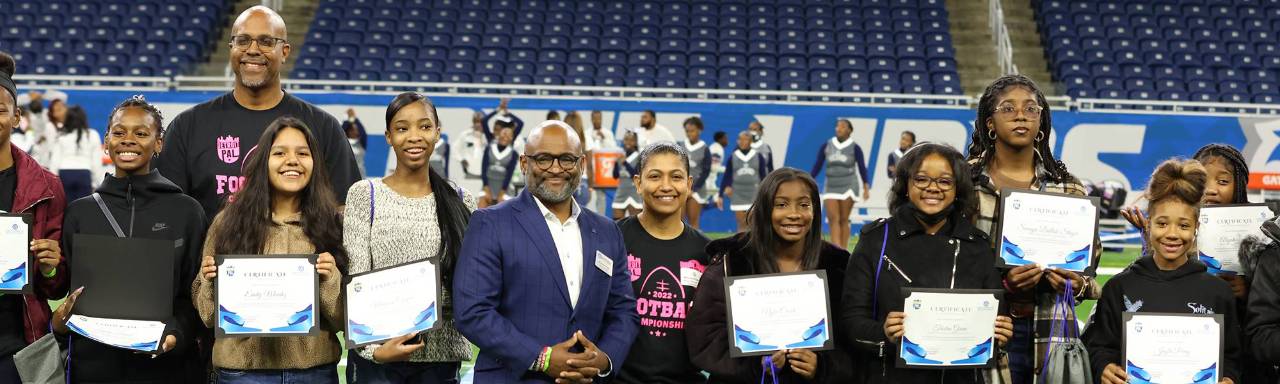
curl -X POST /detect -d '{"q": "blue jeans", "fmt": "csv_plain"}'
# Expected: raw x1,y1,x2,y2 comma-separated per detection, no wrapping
1008,317,1034,384
216,365,338,384
348,353,460,384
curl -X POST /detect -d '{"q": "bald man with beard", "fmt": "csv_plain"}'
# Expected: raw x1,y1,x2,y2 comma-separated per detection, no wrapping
454,121,639,383
156,6,359,222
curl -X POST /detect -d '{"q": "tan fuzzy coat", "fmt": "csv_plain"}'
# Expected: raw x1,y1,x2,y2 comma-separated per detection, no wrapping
192,211,344,370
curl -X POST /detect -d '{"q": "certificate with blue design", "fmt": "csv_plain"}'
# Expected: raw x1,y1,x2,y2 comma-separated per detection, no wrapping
0,214,32,294
897,288,1002,368
1197,204,1273,275
344,258,441,348
996,189,1100,272
66,315,166,352
724,271,832,357
1124,313,1222,384
214,255,320,338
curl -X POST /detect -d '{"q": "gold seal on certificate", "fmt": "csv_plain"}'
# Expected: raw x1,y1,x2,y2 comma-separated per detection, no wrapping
344,258,442,348
1124,313,1223,383
214,254,320,338
997,189,1100,272
898,288,1002,368
1196,204,1273,275
724,271,833,357
0,214,32,294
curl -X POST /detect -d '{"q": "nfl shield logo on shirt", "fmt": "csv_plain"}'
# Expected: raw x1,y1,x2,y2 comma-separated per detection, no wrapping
217,135,241,164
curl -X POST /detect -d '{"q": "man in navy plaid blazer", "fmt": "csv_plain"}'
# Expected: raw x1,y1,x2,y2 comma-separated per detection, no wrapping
455,121,639,383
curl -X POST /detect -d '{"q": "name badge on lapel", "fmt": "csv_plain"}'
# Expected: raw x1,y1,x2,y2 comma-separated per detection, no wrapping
595,251,613,276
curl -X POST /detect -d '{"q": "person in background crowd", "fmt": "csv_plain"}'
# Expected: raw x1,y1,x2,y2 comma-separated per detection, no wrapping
29,96,67,167
681,117,712,229
965,74,1096,384
343,93,475,383
707,131,728,210
53,95,207,383
564,111,591,208
9,106,28,153
585,110,616,212
886,131,916,178
612,130,642,219
688,168,854,383
747,121,774,171
723,131,771,231
1083,158,1239,384
343,107,368,178
456,111,488,178
194,117,348,384
635,110,676,147
47,105,104,201
840,143,1011,383
481,98,524,144
454,121,638,384
156,6,360,221
615,142,710,384
0,51,68,383
811,119,870,250
480,121,518,208
546,111,561,121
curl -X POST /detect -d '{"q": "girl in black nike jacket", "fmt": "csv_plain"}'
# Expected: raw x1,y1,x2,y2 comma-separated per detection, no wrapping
52,96,208,383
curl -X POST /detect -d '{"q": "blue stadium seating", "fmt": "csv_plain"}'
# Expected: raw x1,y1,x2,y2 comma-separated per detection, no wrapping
1037,0,1280,102
0,0,226,76
298,0,962,94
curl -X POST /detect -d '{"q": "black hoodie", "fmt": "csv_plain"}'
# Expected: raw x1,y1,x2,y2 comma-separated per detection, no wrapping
59,171,207,384
1082,256,1241,383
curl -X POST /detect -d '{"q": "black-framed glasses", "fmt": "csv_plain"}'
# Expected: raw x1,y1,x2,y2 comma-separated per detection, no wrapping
230,35,287,50
911,175,955,191
993,104,1043,116
526,154,582,170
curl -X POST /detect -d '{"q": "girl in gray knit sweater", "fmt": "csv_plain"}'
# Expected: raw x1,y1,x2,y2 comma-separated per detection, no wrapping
342,93,477,383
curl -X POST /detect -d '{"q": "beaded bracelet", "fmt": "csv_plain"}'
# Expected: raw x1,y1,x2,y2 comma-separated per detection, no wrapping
540,346,553,372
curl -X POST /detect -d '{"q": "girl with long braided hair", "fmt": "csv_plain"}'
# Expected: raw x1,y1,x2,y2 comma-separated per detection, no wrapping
965,74,1096,384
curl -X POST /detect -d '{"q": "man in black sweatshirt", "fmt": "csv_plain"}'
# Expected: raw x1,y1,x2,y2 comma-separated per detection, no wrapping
155,6,359,221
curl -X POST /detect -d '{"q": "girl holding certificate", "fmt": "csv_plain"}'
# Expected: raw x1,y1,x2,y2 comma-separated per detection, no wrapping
52,96,208,383
964,75,1096,384
1082,159,1241,384
809,119,871,250
342,93,477,383
0,52,69,383
840,143,1012,383
687,168,855,383
615,142,711,383
193,117,348,383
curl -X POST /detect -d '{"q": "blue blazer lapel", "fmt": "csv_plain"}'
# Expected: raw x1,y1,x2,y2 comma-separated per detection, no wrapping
512,191,572,308
574,222,599,316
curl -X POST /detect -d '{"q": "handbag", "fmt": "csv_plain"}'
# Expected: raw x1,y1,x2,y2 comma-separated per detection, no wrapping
13,332,65,384
1038,280,1091,384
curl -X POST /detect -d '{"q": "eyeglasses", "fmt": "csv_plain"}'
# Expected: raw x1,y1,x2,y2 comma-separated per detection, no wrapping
993,104,1043,117
526,154,581,170
230,35,287,50
911,175,955,191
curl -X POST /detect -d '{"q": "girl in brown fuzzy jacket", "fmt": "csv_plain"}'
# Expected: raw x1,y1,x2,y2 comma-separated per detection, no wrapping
192,117,349,383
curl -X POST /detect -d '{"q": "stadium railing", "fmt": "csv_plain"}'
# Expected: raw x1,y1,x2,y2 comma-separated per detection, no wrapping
989,0,1019,76
15,74,1280,117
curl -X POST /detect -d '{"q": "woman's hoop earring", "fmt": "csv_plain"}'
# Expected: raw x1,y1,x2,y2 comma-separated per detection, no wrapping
987,130,997,140
1035,130,1045,143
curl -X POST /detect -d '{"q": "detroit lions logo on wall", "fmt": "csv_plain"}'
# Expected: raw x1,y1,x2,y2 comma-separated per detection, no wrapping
217,135,241,164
